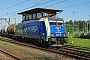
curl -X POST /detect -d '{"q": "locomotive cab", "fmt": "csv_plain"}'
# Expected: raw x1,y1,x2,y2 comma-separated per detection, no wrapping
48,18,68,45
40,17,68,45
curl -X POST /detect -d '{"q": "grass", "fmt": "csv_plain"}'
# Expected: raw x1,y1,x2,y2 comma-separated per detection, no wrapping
0,41,59,60
0,36,59,60
67,33,90,48
0,36,12,40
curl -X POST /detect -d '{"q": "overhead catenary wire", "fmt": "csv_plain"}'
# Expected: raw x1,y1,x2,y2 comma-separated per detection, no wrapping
0,0,55,17
0,0,30,12
34,0,43,6
0,0,90,17
45,0,67,8
8,1,90,14
16,0,55,12
61,1,90,9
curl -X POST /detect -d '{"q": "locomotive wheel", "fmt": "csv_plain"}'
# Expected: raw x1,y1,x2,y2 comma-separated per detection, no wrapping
48,39,52,45
39,39,43,43
57,38,64,45
60,39,64,45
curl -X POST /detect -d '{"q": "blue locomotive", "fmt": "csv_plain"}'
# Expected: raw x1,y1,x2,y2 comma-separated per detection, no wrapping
22,17,67,45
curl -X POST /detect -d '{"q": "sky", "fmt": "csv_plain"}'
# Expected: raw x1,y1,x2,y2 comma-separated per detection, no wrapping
0,0,90,26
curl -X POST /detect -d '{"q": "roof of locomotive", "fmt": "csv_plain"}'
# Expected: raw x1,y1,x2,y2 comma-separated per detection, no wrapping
22,17,64,24
18,8,63,14
48,18,64,21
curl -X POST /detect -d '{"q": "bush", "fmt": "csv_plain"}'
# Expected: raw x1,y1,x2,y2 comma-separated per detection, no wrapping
85,33,90,39
73,33,79,38
79,33,85,38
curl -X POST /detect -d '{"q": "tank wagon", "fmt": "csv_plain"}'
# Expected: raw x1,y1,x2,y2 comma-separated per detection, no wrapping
0,26,3,35
7,24,16,35
0,26,9,36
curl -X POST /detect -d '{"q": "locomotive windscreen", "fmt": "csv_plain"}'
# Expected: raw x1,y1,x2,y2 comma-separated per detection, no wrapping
48,18,64,26
49,21,63,26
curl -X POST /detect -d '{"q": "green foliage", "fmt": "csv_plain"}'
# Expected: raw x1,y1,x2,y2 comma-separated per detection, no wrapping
66,27,73,32
67,33,90,48
3,42,7,45
65,19,90,33
73,33,79,37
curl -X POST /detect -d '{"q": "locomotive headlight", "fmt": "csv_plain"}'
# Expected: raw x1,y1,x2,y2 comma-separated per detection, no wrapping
51,34,54,36
42,33,45,35
62,34,66,36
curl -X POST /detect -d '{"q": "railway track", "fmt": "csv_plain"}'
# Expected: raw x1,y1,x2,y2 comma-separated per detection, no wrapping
0,49,21,60
0,37,90,60
50,45,90,60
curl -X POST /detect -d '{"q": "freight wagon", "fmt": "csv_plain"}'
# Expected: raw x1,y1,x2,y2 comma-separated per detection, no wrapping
7,24,16,35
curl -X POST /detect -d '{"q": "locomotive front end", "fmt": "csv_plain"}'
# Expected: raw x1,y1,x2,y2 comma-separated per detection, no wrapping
48,18,68,45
